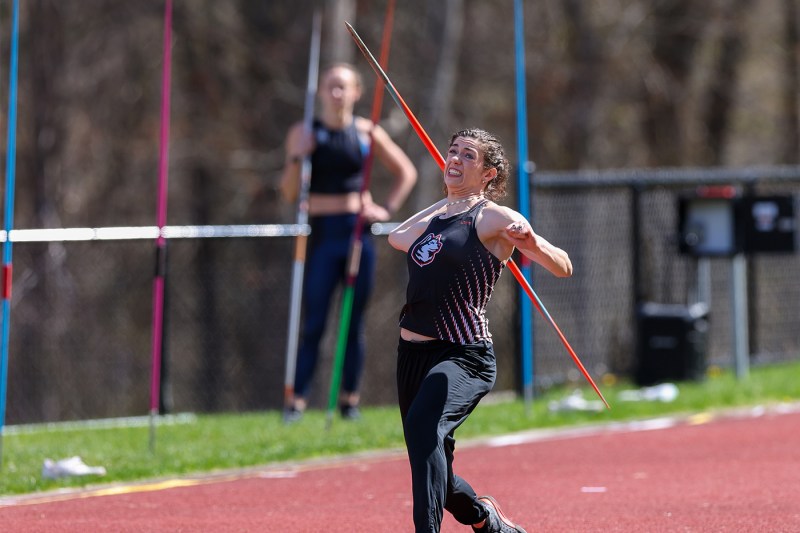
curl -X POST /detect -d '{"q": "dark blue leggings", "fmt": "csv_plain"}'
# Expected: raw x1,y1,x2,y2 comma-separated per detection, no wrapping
293,214,376,399
397,338,496,532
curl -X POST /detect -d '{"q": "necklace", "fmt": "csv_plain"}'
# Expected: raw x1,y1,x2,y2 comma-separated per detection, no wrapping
444,195,484,208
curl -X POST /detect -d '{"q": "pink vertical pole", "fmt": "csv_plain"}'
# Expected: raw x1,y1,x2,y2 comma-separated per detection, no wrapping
149,0,173,451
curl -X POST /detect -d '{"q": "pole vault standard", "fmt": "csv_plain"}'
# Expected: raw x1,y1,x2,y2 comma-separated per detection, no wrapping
513,0,535,412
345,22,609,409
283,10,322,413
0,0,20,467
149,0,173,452
325,0,397,429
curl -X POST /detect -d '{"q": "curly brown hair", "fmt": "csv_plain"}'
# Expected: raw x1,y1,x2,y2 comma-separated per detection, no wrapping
444,128,509,201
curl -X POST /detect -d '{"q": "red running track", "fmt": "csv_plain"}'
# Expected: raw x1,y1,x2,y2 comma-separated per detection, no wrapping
2,406,799,532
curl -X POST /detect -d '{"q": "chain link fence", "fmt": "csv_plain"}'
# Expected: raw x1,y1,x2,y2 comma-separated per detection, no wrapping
530,166,800,388
4,166,800,424
2,223,518,425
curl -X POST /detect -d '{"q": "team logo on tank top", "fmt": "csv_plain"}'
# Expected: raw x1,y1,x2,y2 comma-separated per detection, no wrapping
411,233,443,266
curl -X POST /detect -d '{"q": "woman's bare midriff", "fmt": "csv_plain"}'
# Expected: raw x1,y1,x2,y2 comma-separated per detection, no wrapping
308,192,363,216
400,328,437,342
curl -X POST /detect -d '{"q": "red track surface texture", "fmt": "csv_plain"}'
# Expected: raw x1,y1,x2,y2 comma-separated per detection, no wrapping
2,407,799,532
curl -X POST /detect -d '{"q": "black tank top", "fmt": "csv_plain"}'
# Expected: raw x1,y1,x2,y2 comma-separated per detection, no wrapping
399,200,504,343
308,119,368,194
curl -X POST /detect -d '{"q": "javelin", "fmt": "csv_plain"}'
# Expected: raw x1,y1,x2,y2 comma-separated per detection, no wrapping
345,22,609,409
326,0,397,429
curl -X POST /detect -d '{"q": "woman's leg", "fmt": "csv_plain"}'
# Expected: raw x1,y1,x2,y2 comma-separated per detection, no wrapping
293,233,347,400
397,340,496,532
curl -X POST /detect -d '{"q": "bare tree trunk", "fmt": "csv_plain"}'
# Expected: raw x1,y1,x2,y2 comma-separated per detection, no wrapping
191,166,223,412
13,0,65,422
696,0,752,355
414,0,463,209
702,0,750,165
641,0,709,165
175,4,226,411
560,0,608,354
324,0,356,64
780,0,800,164
561,0,601,167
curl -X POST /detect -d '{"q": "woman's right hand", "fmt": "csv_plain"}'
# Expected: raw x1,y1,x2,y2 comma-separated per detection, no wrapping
289,127,315,163
280,124,316,202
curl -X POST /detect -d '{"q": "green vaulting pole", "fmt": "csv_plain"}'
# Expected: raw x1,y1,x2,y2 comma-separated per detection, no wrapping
327,0,397,429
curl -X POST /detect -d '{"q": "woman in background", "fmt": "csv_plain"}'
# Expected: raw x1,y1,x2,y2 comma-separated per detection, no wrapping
280,63,417,421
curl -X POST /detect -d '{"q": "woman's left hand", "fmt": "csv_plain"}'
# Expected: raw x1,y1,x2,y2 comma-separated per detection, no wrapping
361,202,392,223
504,220,534,246
503,219,573,277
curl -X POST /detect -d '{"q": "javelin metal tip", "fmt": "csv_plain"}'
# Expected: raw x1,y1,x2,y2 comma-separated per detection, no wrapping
345,22,361,42
344,21,359,38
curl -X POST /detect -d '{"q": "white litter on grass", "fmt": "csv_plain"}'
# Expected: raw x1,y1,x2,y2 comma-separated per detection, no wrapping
42,456,107,479
619,383,679,403
548,389,605,413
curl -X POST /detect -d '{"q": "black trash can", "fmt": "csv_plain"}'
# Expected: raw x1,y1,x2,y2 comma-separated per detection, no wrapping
635,302,709,386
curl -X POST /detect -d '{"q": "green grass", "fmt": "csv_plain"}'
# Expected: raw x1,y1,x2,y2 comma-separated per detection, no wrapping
2,360,798,497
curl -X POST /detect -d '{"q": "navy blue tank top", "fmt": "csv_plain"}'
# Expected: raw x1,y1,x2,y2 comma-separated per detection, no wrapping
399,200,504,343
309,119,369,194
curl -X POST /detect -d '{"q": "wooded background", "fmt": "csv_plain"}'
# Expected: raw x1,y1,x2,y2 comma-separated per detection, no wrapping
2,0,799,423
5,0,798,229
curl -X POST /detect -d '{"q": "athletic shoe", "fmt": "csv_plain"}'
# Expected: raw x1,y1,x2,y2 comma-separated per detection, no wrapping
339,403,361,421
282,406,303,424
473,495,527,533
